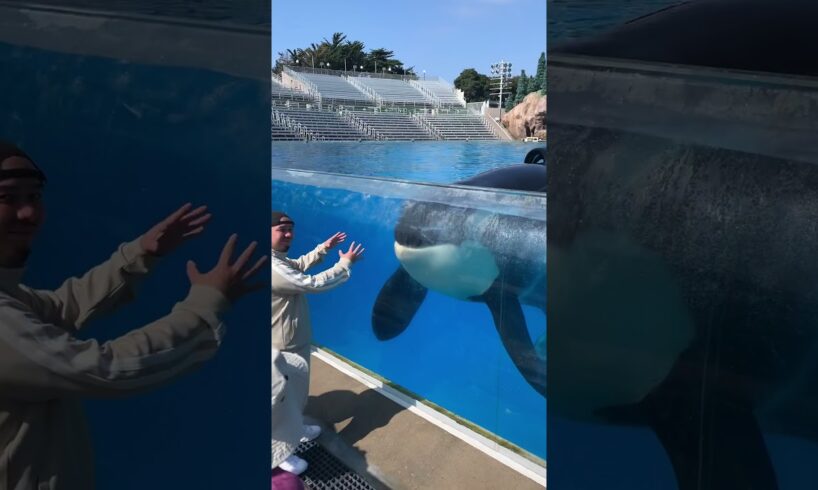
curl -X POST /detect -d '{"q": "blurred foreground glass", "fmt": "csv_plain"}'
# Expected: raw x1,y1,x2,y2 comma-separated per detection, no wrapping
547,1,818,489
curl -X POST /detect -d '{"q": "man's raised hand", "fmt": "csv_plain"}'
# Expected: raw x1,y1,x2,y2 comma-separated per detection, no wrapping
186,234,268,302
323,232,347,250
339,242,365,263
141,203,212,256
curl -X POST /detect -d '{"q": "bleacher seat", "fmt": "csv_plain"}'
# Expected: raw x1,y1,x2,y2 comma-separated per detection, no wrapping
412,80,464,107
416,113,497,140
295,72,373,107
271,79,314,108
351,77,434,108
347,111,435,140
271,121,303,141
273,107,370,141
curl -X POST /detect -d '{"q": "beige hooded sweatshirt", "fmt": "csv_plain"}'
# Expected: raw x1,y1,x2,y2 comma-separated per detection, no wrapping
270,243,352,354
0,237,230,490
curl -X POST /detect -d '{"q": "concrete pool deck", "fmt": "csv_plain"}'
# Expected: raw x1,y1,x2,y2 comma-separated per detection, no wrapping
304,349,546,490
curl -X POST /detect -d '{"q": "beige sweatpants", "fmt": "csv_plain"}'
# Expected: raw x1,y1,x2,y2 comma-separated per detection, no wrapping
285,344,312,413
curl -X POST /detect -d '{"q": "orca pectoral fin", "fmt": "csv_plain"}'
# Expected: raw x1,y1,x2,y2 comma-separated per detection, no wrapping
648,398,777,490
372,267,428,341
629,371,778,490
481,279,546,397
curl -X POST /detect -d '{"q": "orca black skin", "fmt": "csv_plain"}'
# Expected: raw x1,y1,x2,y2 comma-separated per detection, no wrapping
554,0,818,77
550,1,818,489
372,164,546,397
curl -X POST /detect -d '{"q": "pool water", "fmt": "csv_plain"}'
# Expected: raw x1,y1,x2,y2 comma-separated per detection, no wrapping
272,140,539,183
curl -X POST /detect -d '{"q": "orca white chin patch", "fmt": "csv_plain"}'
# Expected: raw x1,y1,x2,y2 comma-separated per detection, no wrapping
394,241,499,300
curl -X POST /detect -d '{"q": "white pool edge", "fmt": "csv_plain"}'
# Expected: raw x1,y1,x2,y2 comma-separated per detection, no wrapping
311,346,547,488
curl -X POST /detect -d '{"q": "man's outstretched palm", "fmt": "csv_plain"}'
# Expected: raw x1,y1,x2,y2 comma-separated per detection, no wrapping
141,203,211,256
187,234,268,302
323,232,347,250
339,242,365,263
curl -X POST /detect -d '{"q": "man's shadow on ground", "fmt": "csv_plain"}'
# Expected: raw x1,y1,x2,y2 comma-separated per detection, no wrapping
305,388,405,447
302,389,405,489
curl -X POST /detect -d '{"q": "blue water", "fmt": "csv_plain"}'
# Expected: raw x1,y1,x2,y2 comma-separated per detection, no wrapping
271,170,547,460
1,38,270,488
272,140,538,183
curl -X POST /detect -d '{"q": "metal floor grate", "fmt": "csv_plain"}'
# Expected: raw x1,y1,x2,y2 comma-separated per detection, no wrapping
294,440,378,490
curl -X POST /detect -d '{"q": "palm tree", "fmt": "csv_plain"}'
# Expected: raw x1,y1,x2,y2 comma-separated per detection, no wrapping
280,34,414,75
344,40,366,71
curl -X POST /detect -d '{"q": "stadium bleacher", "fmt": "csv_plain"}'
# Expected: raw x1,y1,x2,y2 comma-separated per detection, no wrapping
273,107,368,141
411,79,465,107
272,68,498,141
271,78,314,108
271,122,303,141
349,77,434,108
415,113,497,140
347,111,435,141
292,72,374,107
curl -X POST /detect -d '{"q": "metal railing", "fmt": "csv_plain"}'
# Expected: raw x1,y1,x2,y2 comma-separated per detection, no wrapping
283,67,323,109
271,109,312,141
341,111,382,140
481,112,511,140
408,79,444,108
410,79,467,108
344,76,382,105
412,114,444,140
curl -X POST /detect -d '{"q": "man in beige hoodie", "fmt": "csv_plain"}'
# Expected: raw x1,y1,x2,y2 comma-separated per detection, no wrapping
0,141,268,489
269,210,364,474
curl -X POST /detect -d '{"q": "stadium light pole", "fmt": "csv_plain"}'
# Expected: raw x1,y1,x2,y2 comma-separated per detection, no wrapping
490,60,512,120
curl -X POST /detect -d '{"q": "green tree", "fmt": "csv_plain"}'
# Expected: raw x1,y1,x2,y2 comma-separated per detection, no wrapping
277,34,412,74
366,48,393,72
344,40,367,70
454,68,491,102
503,76,519,110
505,92,515,111
508,76,519,100
534,52,546,92
514,70,529,105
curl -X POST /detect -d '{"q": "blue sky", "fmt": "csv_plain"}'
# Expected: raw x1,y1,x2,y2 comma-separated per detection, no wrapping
272,0,546,83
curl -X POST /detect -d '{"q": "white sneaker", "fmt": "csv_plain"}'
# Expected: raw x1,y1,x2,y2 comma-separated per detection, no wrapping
300,424,321,443
278,454,308,475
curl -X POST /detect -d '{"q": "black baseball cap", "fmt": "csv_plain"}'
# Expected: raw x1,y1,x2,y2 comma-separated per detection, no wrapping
271,211,294,227
0,140,47,183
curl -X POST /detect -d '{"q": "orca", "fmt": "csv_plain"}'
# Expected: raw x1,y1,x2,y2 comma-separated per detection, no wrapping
371,163,546,397
549,1,818,489
553,0,818,77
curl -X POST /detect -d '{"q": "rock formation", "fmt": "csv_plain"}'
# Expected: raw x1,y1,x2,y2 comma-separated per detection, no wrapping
502,91,546,140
